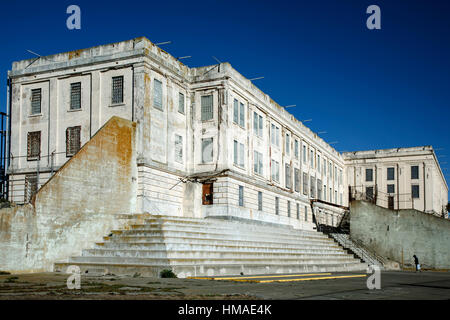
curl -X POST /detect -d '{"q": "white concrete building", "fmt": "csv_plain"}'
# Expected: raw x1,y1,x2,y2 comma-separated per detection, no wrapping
344,147,448,216
5,37,447,232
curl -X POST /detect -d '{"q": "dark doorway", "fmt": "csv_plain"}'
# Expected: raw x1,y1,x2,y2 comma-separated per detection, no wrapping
202,183,213,205
388,196,394,210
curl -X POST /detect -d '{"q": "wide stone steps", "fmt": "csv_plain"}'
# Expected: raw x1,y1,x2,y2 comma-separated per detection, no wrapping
54,214,367,277
93,242,345,253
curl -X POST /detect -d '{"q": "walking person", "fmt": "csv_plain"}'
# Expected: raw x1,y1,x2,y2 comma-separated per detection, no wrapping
413,255,421,272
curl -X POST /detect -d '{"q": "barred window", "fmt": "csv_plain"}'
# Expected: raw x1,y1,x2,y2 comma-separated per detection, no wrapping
285,163,292,189
303,145,307,163
111,76,124,104
287,200,291,217
366,168,373,182
153,79,162,110
66,126,81,157
317,179,322,200
178,92,185,114
201,95,213,121
310,176,316,198
324,185,327,201
175,134,183,163
239,185,244,207
27,131,41,160
31,88,41,115
296,203,300,219
294,168,300,192
202,138,213,163
70,82,81,110
305,205,308,221
275,197,279,215
303,172,308,196
24,174,38,203
253,151,263,175
258,191,263,211
317,155,321,173
271,160,279,182
294,140,299,159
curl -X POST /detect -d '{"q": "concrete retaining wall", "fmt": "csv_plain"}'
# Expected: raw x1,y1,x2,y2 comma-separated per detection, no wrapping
0,116,137,273
350,200,450,269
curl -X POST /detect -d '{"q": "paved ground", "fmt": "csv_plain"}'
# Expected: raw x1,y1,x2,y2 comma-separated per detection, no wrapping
0,270,449,300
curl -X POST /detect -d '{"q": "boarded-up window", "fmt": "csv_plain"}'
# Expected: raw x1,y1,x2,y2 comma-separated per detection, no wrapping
178,92,185,114
202,183,213,205
70,82,81,110
202,138,213,163
153,79,162,110
175,134,183,163
294,168,300,192
112,76,124,104
201,95,213,121
66,126,81,157
27,131,41,160
31,89,41,114
24,174,38,203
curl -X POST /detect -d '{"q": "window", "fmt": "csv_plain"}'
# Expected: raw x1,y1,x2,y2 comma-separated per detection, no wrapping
339,169,343,185
387,167,395,181
387,184,395,194
239,185,244,206
324,186,327,201
178,92,185,114
317,155,321,173
27,131,41,160
253,112,263,137
340,193,343,205
112,76,124,104
317,180,322,200
303,172,308,196
24,174,38,203
285,134,290,155
66,126,81,157
287,201,291,217
271,124,280,146
330,187,332,202
271,160,280,182
412,185,420,199
366,186,374,200
323,160,327,176
296,203,300,219
202,138,213,163
304,205,308,221
254,151,263,175
335,166,338,181
310,150,314,167
294,168,300,192
275,197,279,215
233,140,245,168
329,162,332,178
335,190,338,203
70,82,81,110
411,166,419,180
258,191,263,211
310,176,316,198
175,134,183,163
234,100,245,127
366,168,373,182
303,145,307,163
31,88,41,114
294,140,299,159
201,95,213,120
285,163,292,189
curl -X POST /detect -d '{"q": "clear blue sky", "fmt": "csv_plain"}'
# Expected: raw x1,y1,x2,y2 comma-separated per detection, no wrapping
0,0,449,195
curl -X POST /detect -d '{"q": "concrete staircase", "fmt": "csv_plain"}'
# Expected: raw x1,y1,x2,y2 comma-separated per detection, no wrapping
54,215,367,278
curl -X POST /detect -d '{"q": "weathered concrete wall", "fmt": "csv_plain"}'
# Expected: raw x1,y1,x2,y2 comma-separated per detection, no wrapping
350,200,450,269
0,116,137,273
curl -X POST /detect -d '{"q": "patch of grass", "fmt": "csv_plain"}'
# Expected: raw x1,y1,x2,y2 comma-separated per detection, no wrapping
160,269,177,278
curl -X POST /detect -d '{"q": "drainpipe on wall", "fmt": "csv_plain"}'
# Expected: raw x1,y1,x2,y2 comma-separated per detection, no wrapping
396,164,400,210
423,162,426,212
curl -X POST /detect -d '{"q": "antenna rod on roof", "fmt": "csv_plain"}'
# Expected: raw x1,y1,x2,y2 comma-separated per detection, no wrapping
249,76,264,81
177,56,192,60
329,141,339,145
318,131,327,134
302,119,312,123
155,41,172,46
27,50,42,57
284,105,296,108
212,56,222,64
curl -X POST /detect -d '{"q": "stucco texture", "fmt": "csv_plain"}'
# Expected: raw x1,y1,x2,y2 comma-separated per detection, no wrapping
350,200,450,269
0,116,137,273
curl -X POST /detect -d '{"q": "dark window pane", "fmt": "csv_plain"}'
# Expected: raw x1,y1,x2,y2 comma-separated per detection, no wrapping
411,166,419,180
387,167,395,180
365,168,373,182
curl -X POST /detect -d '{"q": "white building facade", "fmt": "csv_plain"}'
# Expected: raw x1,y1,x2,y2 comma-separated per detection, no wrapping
5,37,447,231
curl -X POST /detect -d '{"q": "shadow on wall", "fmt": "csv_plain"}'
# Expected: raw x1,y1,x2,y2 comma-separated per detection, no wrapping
350,200,450,270
0,116,137,273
